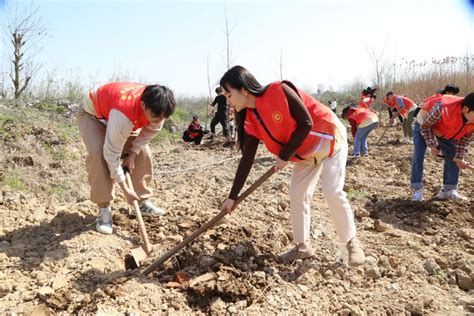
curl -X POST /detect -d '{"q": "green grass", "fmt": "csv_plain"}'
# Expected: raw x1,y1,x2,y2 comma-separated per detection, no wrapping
3,173,27,191
43,143,69,161
171,106,192,124
0,113,16,142
347,188,368,200
56,121,79,142
151,129,181,144
36,101,66,114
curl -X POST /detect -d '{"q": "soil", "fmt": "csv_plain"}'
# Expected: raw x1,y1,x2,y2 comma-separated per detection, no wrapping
0,106,473,315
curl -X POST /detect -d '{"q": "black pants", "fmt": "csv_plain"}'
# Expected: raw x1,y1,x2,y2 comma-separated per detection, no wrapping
210,112,229,137
182,131,203,144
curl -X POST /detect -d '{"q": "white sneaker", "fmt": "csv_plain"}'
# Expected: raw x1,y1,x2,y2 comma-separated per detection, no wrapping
400,137,409,144
412,189,424,201
436,189,467,201
96,207,113,234
140,200,166,216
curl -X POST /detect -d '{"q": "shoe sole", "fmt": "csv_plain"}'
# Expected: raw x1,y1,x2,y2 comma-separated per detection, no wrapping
96,225,113,235
141,211,166,217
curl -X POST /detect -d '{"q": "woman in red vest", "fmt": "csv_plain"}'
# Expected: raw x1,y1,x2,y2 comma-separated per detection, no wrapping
219,66,365,266
384,92,418,144
342,106,379,157
411,88,473,201
358,87,377,109
77,82,176,234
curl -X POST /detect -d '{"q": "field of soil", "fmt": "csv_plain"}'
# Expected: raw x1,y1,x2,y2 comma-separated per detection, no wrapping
0,105,473,315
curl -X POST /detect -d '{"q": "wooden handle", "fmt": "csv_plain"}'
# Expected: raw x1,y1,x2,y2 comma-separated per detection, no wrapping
125,172,153,254
142,166,275,276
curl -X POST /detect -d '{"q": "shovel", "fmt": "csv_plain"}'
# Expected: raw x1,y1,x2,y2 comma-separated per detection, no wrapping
142,166,275,276
123,168,154,270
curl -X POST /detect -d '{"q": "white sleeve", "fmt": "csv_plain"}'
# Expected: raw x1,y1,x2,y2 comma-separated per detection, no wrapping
104,109,134,183
130,119,165,155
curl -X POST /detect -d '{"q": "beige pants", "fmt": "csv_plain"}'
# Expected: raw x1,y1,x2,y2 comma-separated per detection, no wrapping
76,108,153,205
289,139,357,245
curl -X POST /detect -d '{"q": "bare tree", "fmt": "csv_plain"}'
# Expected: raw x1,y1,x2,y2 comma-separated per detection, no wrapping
205,53,212,130
221,6,235,69
366,36,390,89
3,1,46,99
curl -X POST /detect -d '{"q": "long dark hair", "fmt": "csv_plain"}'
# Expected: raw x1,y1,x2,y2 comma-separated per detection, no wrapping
219,65,269,150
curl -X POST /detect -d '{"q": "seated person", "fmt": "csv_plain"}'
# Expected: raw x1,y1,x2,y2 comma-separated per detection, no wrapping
183,115,205,144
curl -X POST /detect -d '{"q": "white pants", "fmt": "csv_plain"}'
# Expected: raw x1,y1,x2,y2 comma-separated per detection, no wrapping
289,140,357,245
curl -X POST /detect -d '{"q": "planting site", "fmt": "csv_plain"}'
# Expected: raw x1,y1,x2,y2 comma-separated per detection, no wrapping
0,105,472,314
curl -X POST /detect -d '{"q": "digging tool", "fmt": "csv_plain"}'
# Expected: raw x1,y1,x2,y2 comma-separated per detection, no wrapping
376,123,390,145
142,166,276,276
123,168,154,270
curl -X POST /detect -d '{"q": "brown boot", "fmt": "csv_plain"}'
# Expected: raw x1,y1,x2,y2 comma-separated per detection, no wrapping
346,237,365,266
278,244,314,264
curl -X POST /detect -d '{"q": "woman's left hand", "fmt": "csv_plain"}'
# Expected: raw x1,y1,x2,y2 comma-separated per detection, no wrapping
274,157,289,172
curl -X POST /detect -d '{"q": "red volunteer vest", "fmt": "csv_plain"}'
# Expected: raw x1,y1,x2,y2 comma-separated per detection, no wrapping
89,82,149,131
358,97,373,109
347,107,378,126
384,95,416,117
421,93,442,106
422,95,473,140
188,122,201,138
245,81,338,162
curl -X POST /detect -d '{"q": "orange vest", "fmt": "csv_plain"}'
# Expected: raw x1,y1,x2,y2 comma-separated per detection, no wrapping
89,82,149,131
421,94,461,111
358,97,373,108
421,93,442,105
384,95,416,117
347,107,378,126
421,95,473,140
244,81,338,162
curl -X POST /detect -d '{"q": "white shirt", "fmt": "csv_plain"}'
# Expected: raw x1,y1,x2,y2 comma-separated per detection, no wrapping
82,96,163,183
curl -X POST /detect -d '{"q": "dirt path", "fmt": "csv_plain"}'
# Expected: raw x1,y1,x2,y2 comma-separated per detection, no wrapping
0,117,473,314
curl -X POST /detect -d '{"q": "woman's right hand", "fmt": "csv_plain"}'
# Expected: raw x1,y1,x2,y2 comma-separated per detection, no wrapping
123,188,140,206
221,198,235,214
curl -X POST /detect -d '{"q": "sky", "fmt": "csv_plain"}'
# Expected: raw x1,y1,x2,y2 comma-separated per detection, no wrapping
0,0,473,97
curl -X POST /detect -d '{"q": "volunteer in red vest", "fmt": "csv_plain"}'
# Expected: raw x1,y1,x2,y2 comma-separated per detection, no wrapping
219,66,365,266
342,106,379,157
183,115,204,145
357,95,376,109
384,92,418,144
411,88,473,201
358,87,377,109
77,82,176,234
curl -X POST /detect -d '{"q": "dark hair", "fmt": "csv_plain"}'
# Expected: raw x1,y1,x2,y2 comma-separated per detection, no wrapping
386,91,394,98
215,87,222,94
442,84,460,95
462,92,474,112
341,106,351,119
141,85,176,118
219,65,269,150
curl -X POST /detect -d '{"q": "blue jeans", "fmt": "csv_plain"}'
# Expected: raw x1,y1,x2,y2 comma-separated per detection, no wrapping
353,122,379,155
410,122,460,190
